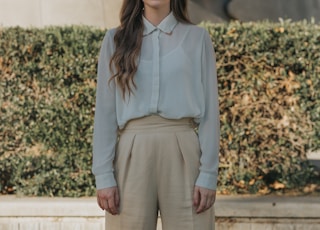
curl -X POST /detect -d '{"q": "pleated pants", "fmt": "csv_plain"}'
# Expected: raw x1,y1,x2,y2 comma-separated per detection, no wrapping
106,115,215,230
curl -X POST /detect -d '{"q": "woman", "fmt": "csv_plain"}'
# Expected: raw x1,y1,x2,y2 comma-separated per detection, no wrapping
92,0,220,229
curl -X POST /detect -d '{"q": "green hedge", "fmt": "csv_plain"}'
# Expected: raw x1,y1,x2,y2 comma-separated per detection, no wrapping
0,21,319,197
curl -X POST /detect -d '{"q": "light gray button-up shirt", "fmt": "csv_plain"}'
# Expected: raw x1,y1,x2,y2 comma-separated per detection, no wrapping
92,12,220,190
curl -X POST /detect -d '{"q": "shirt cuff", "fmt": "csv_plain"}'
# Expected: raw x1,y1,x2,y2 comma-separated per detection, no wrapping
95,172,117,190
195,171,218,190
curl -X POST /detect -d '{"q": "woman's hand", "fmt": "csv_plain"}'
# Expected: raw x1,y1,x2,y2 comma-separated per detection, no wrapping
97,186,120,215
193,186,216,214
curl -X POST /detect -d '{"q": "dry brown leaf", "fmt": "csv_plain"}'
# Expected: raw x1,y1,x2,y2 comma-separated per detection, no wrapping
303,184,318,193
249,179,255,186
274,27,285,33
258,186,271,195
271,181,286,190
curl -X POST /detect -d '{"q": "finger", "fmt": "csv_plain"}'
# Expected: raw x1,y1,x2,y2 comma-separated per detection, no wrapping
107,195,118,215
205,196,213,210
104,199,110,213
97,196,103,210
97,194,107,211
100,195,109,211
211,194,216,206
193,187,200,207
115,188,120,208
196,192,207,213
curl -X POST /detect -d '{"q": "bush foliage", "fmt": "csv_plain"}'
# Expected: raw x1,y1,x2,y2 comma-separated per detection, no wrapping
0,21,319,196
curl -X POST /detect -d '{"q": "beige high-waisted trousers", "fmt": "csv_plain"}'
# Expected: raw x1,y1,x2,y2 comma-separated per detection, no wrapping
106,115,215,230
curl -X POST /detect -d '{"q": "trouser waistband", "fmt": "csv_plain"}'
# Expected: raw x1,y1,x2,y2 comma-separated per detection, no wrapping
120,115,196,133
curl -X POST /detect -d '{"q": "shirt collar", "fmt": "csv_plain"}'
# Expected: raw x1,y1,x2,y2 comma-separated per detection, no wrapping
143,12,178,36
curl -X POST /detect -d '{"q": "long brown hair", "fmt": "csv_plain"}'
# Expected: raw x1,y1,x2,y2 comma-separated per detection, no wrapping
109,0,191,98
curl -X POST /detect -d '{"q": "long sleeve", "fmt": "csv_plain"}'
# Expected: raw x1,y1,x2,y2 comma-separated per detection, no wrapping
195,30,220,190
92,31,118,190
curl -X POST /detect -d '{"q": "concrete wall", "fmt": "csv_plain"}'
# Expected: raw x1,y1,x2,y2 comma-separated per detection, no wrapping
0,196,319,229
0,0,122,28
228,0,320,22
0,0,319,29
0,0,225,29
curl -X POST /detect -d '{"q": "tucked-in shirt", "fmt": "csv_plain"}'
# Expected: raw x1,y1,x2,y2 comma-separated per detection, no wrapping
92,12,220,190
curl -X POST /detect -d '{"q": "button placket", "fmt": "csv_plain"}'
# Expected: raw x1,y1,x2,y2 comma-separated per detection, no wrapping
149,29,160,113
